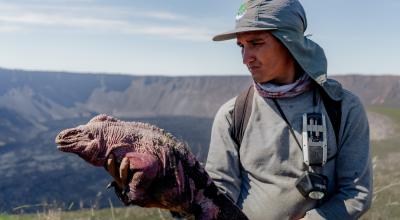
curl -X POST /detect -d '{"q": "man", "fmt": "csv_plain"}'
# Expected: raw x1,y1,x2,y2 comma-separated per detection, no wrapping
205,0,372,219
106,0,372,219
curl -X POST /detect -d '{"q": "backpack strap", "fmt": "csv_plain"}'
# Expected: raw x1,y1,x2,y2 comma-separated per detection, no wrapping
231,84,342,155
231,85,254,146
318,86,343,157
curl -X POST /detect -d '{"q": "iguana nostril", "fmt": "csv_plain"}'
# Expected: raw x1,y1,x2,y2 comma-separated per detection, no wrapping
65,128,79,136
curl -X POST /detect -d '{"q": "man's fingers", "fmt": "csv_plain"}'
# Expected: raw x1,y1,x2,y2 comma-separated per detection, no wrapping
106,154,131,190
120,157,130,188
107,154,123,188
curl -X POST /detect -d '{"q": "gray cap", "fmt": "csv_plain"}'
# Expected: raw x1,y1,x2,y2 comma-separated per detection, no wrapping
213,0,343,101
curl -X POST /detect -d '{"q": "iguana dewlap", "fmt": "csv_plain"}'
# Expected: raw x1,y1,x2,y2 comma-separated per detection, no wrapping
55,114,248,220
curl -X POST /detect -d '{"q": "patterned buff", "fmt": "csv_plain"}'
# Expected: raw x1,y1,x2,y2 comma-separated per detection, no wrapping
255,73,313,98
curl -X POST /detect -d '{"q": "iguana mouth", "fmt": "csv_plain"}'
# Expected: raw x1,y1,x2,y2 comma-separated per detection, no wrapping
55,128,84,151
55,138,74,145
55,141,75,151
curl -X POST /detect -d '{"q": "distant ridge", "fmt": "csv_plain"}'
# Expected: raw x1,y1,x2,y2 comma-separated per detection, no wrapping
332,74,400,108
0,67,399,213
1,68,399,122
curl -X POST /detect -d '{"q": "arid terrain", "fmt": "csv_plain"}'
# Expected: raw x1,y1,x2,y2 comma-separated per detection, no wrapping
0,68,399,219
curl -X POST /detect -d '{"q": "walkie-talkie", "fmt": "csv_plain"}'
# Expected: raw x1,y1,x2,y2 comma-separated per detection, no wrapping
296,112,328,200
302,113,327,166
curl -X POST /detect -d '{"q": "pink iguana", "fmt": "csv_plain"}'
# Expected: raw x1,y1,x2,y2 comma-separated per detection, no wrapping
55,114,248,220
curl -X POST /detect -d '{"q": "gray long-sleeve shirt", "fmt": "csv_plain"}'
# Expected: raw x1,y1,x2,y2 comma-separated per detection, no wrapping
205,86,372,220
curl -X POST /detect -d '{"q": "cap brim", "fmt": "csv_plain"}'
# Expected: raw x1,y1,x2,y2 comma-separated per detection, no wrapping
212,27,278,41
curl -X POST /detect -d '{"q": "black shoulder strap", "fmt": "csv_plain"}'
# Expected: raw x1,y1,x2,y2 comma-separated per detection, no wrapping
318,86,342,149
231,85,254,146
231,84,342,151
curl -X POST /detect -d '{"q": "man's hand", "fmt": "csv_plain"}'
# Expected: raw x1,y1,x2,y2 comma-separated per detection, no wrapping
104,153,161,207
105,154,133,205
105,154,130,190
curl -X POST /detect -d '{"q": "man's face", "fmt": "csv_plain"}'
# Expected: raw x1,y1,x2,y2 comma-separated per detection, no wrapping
236,31,297,84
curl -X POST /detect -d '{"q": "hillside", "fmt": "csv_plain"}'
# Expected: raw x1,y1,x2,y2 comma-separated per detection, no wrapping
1,68,400,123
333,75,400,108
0,68,399,215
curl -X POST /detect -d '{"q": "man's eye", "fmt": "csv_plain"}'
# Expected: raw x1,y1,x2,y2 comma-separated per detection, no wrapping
252,42,263,46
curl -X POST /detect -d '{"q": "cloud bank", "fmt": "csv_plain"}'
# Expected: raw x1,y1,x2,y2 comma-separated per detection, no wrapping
0,2,214,41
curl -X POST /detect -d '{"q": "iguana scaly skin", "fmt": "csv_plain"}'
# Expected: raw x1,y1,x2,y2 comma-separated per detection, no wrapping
55,114,248,220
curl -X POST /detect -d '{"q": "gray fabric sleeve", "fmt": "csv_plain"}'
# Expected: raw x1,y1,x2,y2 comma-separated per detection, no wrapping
205,98,243,203
305,93,373,220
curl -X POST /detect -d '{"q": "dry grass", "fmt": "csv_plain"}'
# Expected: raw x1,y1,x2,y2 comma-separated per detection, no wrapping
1,205,173,220
2,107,399,220
361,107,400,220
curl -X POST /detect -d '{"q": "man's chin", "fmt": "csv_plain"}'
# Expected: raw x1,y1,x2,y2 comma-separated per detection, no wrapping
251,73,269,84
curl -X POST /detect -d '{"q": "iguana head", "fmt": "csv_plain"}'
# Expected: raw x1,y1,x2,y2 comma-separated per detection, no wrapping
55,114,121,166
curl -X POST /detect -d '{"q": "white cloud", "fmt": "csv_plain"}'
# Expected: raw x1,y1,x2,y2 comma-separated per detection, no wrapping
137,11,186,21
0,2,213,41
0,25,23,33
125,26,212,41
0,13,127,28
0,13,212,41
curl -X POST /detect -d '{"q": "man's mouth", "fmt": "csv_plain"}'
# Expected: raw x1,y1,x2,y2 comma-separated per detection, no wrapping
248,66,261,73
247,64,260,71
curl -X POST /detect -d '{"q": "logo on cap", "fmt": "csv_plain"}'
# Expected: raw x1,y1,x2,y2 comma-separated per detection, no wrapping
235,3,248,21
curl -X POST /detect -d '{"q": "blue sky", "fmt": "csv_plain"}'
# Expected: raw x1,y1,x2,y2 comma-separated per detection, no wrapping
0,0,399,76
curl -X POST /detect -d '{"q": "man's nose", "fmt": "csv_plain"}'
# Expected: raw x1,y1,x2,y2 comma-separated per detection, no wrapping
242,48,255,65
